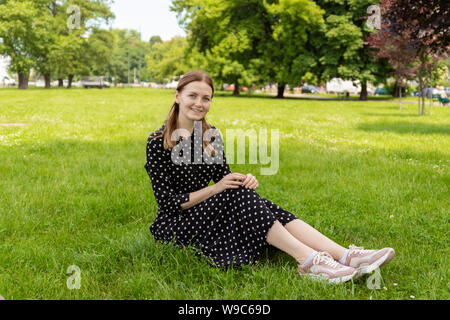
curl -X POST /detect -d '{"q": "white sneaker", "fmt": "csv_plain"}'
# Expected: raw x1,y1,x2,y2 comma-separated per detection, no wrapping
343,245,395,278
298,252,357,284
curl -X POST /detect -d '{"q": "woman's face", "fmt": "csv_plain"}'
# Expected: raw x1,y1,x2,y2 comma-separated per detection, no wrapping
175,81,213,122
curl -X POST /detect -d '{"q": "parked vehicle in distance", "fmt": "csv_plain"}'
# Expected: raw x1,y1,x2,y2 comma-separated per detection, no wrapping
1,76,16,87
375,87,388,95
165,80,178,89
424,87,439,98
81,76,110,89
444,87,450,95
302,85,319,94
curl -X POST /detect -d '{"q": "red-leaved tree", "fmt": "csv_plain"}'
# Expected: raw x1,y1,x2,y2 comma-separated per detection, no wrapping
368,0,450,115
367,0,417,110
378,0,450,115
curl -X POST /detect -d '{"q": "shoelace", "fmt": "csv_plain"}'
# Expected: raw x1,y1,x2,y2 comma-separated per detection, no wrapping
349,244,368,255
312,252,340,269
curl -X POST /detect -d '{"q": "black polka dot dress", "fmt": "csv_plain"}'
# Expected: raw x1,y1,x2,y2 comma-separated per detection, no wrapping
145,123,298,268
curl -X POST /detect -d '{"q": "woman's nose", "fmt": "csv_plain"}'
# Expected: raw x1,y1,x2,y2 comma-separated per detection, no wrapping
195,97,203,107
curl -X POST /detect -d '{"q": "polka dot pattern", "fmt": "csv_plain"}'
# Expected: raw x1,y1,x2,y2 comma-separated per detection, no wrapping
145,123,298,268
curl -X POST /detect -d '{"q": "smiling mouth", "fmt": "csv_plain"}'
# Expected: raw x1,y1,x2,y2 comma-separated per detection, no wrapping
191,108,202,113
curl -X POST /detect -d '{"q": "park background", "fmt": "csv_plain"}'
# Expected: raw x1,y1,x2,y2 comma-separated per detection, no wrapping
0,0,449,300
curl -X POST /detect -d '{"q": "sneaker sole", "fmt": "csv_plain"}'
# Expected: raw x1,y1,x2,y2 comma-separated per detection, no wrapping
355,248,395,279
303,271,357,284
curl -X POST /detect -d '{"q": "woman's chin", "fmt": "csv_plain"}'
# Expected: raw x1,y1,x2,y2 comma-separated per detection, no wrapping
188,113,204,120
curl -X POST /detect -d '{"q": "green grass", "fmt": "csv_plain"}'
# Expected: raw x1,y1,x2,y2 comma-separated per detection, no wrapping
0,87,449,300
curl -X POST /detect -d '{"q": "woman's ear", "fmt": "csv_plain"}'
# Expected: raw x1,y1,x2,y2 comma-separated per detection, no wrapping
175,90,180,104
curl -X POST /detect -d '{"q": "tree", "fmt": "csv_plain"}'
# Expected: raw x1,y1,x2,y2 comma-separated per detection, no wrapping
367,1,417,110
83,29,114,77
171,0,324,97
0,0,114,89
171,0,264,95
382,0,450,115
145,36,189,83
55,0,114,88
149,35,163,48
310,0,391,100
0,0,41,89
106,29,153,84
260,0,325,98
32,1,60,88
384,0,449,56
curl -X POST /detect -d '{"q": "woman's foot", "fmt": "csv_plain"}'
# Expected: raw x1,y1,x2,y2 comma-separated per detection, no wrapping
341,245,395,278
298,251,357,284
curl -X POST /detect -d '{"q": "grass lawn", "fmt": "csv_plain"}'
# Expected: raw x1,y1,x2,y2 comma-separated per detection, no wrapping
0,87,448,300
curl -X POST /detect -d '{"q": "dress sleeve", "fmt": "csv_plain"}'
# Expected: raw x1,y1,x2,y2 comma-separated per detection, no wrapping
212,151,232,183
145,137,190,214
211,128,232,183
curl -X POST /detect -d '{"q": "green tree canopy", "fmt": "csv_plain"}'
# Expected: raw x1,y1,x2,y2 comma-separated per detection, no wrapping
311,0,391,100
0,0,114,89
146,36,189,83
171,0,324,97
0,0,42,88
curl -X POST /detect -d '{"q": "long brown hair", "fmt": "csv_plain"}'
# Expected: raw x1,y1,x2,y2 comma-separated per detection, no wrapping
154,70,216,155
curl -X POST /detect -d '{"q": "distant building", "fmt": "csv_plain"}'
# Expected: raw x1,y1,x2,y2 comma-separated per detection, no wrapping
326,78,361,94
0,56,11,79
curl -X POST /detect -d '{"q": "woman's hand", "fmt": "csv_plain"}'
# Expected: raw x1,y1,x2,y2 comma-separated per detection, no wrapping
214,173,247,193
242,173,259,190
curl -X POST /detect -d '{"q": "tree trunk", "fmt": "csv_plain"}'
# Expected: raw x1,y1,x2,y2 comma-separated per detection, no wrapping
399,79,402,111
428,67,432,115
44,74,51,89
67,74,74,89
233,80,239,96
58,79,64,87
421,74,426,115
393,82,400,98
359,80,368,101
276,83,285,98
51,1,57,17
418,90,420,113
418,67,425,115
18,72,29,90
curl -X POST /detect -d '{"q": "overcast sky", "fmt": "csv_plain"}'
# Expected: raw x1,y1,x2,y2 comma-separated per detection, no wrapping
108,0,187,41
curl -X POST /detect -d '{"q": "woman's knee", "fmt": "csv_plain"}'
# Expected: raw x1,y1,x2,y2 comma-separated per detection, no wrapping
228,184,260,198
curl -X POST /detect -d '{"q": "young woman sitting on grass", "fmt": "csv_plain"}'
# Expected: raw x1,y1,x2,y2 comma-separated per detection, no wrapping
144,70,395,284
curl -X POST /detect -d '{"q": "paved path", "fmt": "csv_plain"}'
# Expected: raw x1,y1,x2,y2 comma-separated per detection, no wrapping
265,92,445,106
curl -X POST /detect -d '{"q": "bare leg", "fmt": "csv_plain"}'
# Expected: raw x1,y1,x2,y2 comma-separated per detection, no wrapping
284,219,346,261
266,220,316,265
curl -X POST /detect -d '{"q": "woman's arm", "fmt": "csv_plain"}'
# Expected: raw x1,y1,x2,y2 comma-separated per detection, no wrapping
180,184,220,211
145,137,190,214
181,172,246,211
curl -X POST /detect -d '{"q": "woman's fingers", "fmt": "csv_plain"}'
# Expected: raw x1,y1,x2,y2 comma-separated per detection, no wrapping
226,178,243,187
225,173,258,189
248,180,258,189
230,173,246,181
242,174,251,186
243,174,258,189
229,180,242,188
